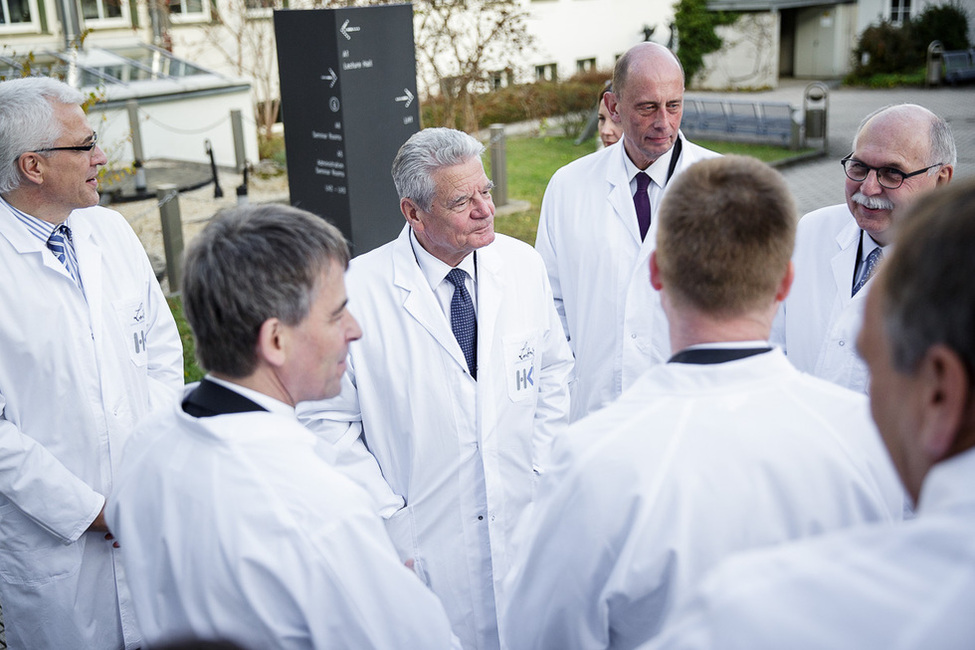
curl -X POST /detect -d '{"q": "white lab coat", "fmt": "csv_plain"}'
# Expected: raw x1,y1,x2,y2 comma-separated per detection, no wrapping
646,447,975,650
0,201,183,649
771,203,873,393
105,393,460,649
535,134,720,421
298,226,574,650
501,349,905,650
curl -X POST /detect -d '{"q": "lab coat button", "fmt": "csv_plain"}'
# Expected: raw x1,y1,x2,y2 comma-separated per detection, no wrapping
838,340,846,347
477,515,484,521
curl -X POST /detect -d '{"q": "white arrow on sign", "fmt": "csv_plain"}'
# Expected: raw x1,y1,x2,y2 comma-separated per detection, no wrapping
395,88,415,108
320,68,337,88
340,19,360,40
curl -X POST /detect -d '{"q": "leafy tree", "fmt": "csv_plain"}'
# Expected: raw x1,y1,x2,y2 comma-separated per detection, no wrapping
673,0,739,86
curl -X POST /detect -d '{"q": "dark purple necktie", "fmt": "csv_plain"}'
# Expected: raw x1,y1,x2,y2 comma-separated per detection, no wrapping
634,172,651,241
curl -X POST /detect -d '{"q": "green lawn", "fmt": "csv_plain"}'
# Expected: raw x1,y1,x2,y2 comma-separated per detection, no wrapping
488,135,812,244
170,134,807,379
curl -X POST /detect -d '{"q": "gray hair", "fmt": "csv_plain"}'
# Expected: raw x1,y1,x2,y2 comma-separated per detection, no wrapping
391,128,485,212
181,204,350,378
851,104,957,170
613,42,685,101
0,77,85,194
881,178,975,377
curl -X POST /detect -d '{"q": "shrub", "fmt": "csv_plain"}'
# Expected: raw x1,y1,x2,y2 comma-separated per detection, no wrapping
852,20,919,76
911,2,971,52
420,72,610,134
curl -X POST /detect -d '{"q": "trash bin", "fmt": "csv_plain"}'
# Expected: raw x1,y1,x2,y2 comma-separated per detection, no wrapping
927,40,944,87
803,82,828,148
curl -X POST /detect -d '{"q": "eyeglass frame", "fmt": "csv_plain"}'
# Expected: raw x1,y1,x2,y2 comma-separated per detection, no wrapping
839,154,945,190
31,132,99,155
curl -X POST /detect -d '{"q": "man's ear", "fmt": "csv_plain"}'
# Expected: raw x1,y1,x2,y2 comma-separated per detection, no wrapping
16,152,45,187
775,261,795,303
401,197,423,231
649,251,663,291
255,317,287,368
916,344,969,462
605,92,621,121
936,164,954,186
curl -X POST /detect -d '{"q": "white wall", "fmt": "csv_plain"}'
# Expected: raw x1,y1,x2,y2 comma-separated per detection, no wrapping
695,12,780,89
90,87,260,168
525,0,673,81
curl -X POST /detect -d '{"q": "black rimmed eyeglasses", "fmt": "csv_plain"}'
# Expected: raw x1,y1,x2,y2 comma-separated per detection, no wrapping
33,132,98,154
840,154,945,190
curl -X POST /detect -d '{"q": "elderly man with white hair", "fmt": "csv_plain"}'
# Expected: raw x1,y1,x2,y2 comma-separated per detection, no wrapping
772,103,955,393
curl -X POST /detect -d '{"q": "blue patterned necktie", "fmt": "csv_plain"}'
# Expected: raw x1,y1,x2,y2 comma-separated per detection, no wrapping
634,172,652,241
446,268,477,379
852,247,883,297
47,223,82,288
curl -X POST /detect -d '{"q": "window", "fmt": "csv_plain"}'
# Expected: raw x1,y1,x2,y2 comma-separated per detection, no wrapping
0,0,39,32
245,0,285,18
535,63,557,82
576,58,596,73
81,0,127,26
890,0,911,24
490,68,514,90
168,0,209,23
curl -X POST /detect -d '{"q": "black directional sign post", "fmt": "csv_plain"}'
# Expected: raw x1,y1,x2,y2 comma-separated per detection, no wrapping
274,4,420,255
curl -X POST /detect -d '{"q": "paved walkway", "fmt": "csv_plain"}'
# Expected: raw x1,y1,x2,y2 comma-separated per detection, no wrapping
694,80,975,215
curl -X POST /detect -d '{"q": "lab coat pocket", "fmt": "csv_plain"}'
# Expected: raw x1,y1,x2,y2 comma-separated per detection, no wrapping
113,297,149,368
0,504,81,586
385,505,430,588
503,331,541,403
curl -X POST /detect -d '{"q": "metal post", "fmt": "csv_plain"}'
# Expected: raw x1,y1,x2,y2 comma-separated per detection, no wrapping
231,109,246,174
205,140,224,199
157,184,184,295
489,124,508,207
236,164,249,206
127,100,148,195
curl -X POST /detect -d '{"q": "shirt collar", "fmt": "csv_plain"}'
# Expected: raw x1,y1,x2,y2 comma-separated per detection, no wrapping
620,137,678,189
204,375,295,417
409,227,476,290
0,195,59,244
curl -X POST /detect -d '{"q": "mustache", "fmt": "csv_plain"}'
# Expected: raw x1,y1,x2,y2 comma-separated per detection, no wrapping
851,192,894,211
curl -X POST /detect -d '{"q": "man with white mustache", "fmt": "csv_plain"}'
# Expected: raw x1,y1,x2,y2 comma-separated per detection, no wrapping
771,104,954,393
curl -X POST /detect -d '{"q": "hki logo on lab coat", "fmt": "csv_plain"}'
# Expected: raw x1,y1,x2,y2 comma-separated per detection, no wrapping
513,342,535,394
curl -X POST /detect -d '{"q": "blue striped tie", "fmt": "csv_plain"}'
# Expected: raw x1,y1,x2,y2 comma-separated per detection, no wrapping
47,224,82,288
852,247,883,297
446,268,477,379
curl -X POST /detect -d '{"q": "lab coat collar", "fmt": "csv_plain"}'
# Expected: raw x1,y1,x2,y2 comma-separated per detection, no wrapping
831,215,863,302
916,446,975,516
392,225,479,378
637,346,796,395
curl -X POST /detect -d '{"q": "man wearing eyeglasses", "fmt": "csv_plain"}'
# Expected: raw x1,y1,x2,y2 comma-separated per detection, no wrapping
771,103,954,393
0,77,183,648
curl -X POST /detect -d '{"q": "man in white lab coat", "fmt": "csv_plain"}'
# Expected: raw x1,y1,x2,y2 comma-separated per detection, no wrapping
502,157,905,650
0,77,183,648
299,128,574,650
772,104,954,393
106,205,459,649
648,178,975,650
536,42,720,421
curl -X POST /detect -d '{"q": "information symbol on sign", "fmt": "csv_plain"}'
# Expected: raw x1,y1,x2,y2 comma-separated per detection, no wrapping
329,97,341,112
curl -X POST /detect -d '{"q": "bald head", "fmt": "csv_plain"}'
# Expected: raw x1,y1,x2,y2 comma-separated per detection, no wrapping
613,43,685,101
853,104,956,168
606,43,686,168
